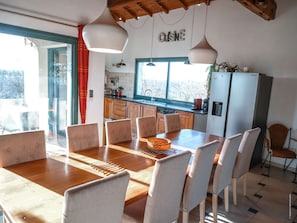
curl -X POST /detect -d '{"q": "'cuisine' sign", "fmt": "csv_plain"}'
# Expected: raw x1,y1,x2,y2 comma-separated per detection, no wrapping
159,29,185,42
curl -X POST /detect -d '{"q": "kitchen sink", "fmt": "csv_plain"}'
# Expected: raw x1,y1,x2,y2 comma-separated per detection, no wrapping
133,99,166,106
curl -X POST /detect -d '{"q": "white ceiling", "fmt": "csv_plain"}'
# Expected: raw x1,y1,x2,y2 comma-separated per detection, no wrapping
0,0,106,26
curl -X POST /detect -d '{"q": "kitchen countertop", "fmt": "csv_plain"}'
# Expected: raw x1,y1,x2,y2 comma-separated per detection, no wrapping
104,95,208,115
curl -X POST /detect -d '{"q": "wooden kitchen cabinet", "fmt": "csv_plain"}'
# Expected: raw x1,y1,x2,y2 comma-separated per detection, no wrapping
127,102,141,135
142,104,157,117
104,97,113,118
104,98,126,119
156,113,165,133
176,110,194,129
127,102,157,136
111,99,127,119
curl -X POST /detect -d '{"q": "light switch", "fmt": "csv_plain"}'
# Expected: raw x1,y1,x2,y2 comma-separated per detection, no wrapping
89,89,94,98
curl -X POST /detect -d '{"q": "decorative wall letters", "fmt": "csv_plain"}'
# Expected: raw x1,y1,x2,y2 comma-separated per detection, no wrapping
159,29,185,42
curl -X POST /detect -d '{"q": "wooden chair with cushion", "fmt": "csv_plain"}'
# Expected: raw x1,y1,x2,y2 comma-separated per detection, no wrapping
136,116,157,139
123,151,191,223
208,133,243,223
105,119,132,145
262,123,297,177
0,130,46,167
232,127,261,205
66,123,99,152
62,171,130,223
181,140,220,223
164,113,181,133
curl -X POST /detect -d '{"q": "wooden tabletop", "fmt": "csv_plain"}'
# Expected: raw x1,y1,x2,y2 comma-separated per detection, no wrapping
0,147,155,223
157,129,224,152
0,129,223,223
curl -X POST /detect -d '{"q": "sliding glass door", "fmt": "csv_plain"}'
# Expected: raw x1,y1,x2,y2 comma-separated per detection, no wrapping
0,23,77,152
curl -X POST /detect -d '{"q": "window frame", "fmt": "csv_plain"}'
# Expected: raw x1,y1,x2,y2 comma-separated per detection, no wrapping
134,57,209,107
0,23,78,124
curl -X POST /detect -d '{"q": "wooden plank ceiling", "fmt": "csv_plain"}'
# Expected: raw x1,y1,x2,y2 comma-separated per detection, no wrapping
108,0,277,22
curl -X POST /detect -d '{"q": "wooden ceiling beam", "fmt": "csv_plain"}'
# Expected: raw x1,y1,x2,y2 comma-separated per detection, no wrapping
108,0,277,22
177,0,189,10
155,1,169,14
137,2,153,17
123,6,139,20
236,0,277,20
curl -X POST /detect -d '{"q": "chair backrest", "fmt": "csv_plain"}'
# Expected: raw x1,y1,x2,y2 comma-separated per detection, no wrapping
66,123,99,152
136,116,157,139
62,171,130,223
164,113,181,133
182,140,219,213
105,119,132,145
212,133,242,194
233,127,261,179
0,130,46,167
268,123,289,148
143,151,191,223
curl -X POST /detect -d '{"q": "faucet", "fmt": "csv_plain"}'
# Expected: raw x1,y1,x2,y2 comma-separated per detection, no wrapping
144,89,152,96
144,89,154,101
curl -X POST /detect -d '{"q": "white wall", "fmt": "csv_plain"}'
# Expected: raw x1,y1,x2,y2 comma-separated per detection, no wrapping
86,52,105,146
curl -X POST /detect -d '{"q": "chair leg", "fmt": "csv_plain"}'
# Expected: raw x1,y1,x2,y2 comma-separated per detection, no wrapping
261,152,269,168
212,194,218,223
199,199,205,223
182,211,189,223
293,162,297,184
243,173,247,197
262,152,272,177
284,159,294,172
224,186,229,212
267,154,272,176
232,178,237,206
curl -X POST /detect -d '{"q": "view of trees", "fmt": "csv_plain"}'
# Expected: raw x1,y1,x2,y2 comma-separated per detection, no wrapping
0,70,24,99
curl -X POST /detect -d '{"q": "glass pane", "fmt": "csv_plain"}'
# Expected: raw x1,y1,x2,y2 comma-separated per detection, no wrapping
136,62,168,99
168,63,209,103
0,33,72,152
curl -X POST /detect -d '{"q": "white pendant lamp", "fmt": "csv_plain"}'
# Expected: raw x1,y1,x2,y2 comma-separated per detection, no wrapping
188,5,217,64
82,8,128,54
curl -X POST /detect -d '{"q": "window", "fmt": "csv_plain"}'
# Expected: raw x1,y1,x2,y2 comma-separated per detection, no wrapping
135,57,211,105
0,23,77,150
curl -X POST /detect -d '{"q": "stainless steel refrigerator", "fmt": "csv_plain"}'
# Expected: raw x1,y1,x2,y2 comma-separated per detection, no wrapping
206,72,273,167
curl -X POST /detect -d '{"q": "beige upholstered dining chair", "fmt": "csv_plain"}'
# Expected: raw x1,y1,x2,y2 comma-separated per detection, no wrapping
123,151,191,223
232,127,261,205
62,171,130,223
208,133,242,223
136,116,157,139
181,140,220,223
164,113,181,133
105,119,132,145
0,130,46,167
66,123,99,152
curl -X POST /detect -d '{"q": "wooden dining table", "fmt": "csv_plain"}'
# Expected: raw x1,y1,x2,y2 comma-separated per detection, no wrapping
0,129,223,223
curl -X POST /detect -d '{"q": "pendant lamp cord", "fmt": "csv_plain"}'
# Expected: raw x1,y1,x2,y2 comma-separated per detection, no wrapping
190,6,195,48
204,5,208,36
150,16,155,61
121,22,126,61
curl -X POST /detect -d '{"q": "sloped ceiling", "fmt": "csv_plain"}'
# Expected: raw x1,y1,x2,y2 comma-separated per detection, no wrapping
0,0,277,27
108,0,277,22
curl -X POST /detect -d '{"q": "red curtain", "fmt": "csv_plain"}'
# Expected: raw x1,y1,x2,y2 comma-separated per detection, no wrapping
78,25,89,123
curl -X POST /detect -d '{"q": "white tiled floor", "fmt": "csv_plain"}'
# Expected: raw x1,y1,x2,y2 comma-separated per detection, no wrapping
194,164,297,223
123,164,297,223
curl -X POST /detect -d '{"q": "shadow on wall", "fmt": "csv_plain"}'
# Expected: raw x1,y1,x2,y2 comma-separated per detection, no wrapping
267,77,297,135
